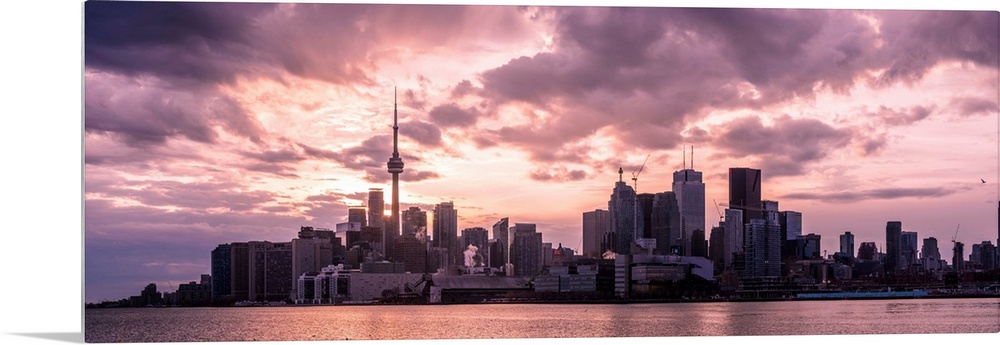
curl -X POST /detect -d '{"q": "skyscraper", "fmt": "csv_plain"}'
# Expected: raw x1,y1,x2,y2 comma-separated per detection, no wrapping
462,227,489,266
673,160,705,257
248,241,293,301
779,210,802,261
723,208,744,268
433,201,458,266
609,168,641,255
582,210,609,258
858,242,878,261
709,224,725,271
368,188,384,230
952,241,965,272
650,192,680,255
401,206,426,239
921,237,941,261
492,217,510,266
729,167,762,227
840,231,855,258
348,206,367,227
901,231,918,269
386,89,405,255
885,221,902,275
637,193,656,239
743,201,781,277
511,223,542,276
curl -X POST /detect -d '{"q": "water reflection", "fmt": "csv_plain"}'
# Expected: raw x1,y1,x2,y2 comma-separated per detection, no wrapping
85,298,1000,343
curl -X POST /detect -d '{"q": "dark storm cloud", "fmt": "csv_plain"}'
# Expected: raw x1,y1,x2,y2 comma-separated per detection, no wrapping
85,1,276,85
711,115,854,177
429,103,480,128
949,97,998,117
780,187,956,203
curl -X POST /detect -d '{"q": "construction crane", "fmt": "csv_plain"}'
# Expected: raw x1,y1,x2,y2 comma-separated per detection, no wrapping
713,198,724,223
631,154,650,192
952,224,960,244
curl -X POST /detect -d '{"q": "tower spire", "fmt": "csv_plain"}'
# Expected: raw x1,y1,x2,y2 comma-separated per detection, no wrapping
392,87,399,158
387,87,405,259
683,146,686,170
691,145,694,170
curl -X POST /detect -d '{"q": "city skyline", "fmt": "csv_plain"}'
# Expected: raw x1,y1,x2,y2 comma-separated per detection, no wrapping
82,2,998,303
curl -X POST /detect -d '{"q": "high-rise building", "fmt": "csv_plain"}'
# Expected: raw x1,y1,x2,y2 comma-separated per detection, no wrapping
582,210,609,258
977,241,997,270
401,206,426,239
386,89,405,260
511,223,542,276
210,244,232,302
637,193,656,239
779,210,802,261
901,231,918,269
492,218,510,267
743,201,781,277
291,228,334,298
795,234,822,259
708,224,725,271
857,242,878,261
921,237,941,261
729,167,762,227
541,242,554,268
348,206,367,227
433,201,458,266
885,221,902,275
723,208,744,269
690,229,707,258
673,163,705,257
462,227,489,267
609,168,641,255
650,192,681,255
248,241,293,301
952,241,965,272
368,188,385,230
488,239,504,269
392,236,427,273
840,232,855,258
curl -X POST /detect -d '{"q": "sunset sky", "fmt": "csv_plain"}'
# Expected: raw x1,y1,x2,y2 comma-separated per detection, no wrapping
79,1,998,303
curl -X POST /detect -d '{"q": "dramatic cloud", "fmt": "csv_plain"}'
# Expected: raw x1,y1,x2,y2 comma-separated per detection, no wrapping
710,115,854,177
85,73,267,147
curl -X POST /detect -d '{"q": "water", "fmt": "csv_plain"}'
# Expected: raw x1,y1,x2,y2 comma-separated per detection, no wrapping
84,298,1000,343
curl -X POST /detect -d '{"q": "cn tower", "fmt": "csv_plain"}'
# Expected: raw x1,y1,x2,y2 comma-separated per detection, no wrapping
386,88,404,248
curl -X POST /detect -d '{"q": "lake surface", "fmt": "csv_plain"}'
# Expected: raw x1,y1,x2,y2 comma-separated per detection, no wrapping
84,298,1000,343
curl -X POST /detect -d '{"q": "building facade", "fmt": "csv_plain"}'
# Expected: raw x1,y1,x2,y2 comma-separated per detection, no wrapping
433,201,458,266
609,175,641,255
672,168,705,257
582,210,609,259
